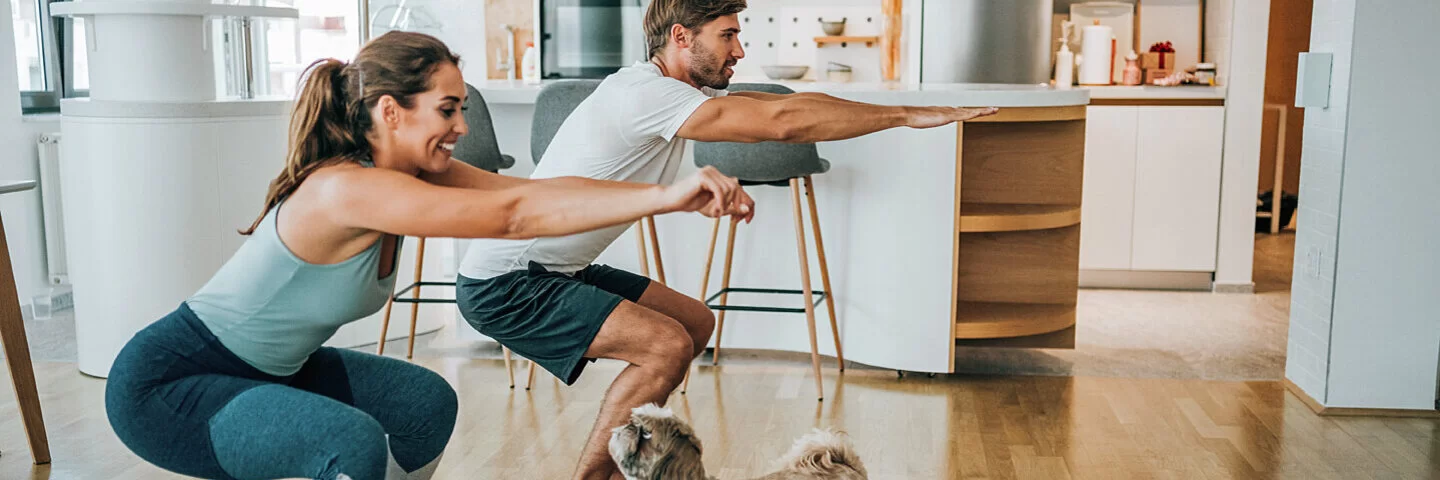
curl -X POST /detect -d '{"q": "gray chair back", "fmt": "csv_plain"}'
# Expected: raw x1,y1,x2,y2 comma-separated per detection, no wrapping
693,83,829,184
451,83,515,173
530,80,603,164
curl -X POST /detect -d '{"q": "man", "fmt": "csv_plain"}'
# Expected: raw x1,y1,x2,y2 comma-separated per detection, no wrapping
456,1,998,478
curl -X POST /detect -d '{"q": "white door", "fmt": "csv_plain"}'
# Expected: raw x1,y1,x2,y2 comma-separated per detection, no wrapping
1079,106,1139,270
1131,106,1226,271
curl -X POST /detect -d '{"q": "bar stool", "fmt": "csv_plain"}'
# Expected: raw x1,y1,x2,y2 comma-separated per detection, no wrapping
520,80,670,390
376,83,533,386
0,180,50,464
683,83,843,401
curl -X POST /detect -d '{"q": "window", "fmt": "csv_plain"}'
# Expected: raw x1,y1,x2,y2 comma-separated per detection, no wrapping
13,0,368,110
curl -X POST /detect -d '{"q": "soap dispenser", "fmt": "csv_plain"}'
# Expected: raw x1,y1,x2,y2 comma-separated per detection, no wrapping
1054,21,1075,89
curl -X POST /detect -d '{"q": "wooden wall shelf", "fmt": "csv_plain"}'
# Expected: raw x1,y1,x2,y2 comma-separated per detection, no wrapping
814,36,879,47
958,204,1081,233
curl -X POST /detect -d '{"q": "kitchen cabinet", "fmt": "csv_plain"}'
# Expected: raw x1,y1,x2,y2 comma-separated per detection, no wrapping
1079,106,1138,270
1079,105,1225,273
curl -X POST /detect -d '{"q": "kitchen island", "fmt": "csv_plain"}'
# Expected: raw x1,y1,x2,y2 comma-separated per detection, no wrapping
471,80,1090,374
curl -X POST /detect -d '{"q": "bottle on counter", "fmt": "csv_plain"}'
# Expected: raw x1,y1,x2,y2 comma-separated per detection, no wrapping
1122,50,1142,86
521,41,540,84
1055,37,1074,89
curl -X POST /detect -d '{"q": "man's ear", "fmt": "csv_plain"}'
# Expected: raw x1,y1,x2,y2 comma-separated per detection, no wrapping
670,23,692,49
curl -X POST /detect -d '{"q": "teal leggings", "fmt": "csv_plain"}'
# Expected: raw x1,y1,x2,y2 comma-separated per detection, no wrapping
105,303,457,480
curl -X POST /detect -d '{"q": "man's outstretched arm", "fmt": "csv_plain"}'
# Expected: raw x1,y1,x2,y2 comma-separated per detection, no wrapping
675,94,996,144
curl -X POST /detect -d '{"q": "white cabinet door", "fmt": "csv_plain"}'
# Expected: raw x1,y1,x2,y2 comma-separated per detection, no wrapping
1131,106,1226,271
1079,106,1139,270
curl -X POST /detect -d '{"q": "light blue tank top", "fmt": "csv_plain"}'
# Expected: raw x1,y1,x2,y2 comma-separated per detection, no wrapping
187,200,400,376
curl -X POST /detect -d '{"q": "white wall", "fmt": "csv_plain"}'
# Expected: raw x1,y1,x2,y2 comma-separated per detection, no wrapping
1212,0,1267,290
0,2,53,316
1284,0,1358,404
1320,0,1440,410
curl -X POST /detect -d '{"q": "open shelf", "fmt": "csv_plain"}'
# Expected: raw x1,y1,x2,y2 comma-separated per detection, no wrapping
959,203,1081,233
814,36,879,47
953,302,1075,339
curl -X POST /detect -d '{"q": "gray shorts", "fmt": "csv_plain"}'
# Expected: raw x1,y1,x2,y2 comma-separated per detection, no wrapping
456,261,650,385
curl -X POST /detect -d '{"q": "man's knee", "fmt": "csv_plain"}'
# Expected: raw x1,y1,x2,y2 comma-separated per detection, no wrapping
687,301,716,346
645,323,694,382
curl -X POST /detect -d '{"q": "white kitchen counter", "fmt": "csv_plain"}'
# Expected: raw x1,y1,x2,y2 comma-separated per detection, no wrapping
476,79,1091,107
1083,85,1228,100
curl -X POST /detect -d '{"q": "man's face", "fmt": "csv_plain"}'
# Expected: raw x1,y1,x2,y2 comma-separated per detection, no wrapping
686,14,745,89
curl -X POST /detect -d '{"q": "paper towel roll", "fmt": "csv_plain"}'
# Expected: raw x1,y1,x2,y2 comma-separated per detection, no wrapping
1079,23,1113,85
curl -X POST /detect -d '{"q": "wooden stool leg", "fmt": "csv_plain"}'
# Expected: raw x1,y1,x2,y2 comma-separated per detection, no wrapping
406,237,427,360
503,347,515,388
633,222,650,278
712,217,740,365
803,176,844,371
526,361,537,390
645,216,667,285
377,296,395,355
790,179,824,402
684,218,723,394
0,215,50,464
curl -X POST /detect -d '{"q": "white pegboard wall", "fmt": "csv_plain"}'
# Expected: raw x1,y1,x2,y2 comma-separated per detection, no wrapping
733,1,884,82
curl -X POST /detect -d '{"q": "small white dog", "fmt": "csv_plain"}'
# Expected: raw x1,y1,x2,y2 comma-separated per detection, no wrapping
608,403,868,480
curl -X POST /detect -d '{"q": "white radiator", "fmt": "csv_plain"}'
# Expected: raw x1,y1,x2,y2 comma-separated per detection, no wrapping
36,132,67,285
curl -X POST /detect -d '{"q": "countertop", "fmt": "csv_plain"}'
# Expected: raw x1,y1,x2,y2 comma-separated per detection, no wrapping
476,79,1226,106
1082,85,1227,99
476,79,1091,107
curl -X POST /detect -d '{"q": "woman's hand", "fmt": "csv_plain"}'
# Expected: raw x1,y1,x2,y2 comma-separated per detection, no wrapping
660,166,755,222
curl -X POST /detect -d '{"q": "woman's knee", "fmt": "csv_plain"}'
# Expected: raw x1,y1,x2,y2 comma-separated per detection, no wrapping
410,370,459,436
326,416,390,476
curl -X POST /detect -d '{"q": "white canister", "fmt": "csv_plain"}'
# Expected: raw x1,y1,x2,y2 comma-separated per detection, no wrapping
1078,22,1114,85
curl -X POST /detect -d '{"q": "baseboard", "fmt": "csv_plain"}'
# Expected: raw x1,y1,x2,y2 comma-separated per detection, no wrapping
1284,378,1440,418
1212,282,1255,293
1079,270,1214,291
1283,378,1326,414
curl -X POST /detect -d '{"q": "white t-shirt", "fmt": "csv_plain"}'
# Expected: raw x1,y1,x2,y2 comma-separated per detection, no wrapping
459,62,727,279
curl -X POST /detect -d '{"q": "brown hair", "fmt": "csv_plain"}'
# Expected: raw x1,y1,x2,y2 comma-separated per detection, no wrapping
240,31,461,234
644,0,748,59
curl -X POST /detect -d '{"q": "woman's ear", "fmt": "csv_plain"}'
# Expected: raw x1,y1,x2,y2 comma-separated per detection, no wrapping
376,95,400,130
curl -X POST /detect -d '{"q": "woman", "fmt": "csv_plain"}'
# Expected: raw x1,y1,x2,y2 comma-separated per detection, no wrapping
104,31,752,480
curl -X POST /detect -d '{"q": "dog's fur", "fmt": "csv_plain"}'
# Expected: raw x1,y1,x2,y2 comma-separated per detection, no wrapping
608,403,868,480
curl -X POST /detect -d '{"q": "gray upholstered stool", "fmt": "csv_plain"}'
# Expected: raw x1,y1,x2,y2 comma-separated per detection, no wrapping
376,83,531,386
685,83,843,401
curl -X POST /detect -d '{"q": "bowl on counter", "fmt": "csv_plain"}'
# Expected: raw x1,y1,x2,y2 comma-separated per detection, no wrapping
761,65,809,80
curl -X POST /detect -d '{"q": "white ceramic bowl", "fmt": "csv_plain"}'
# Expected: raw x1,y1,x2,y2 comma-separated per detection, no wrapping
762,65,809,80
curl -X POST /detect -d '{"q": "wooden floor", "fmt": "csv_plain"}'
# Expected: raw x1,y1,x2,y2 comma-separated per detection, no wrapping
3,355,1439,480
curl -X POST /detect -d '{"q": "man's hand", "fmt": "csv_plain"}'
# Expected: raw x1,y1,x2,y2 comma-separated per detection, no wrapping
904,106,1000,129
659,166,755,221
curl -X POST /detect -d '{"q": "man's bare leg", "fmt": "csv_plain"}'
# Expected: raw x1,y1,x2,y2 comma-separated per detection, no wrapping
634,282,716,358
572,301,693,480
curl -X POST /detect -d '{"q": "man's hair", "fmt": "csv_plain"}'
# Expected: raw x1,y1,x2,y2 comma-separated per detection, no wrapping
644,0,747,58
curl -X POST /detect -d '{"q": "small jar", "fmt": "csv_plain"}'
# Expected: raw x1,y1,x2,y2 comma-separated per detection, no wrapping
1195,63,1217,86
